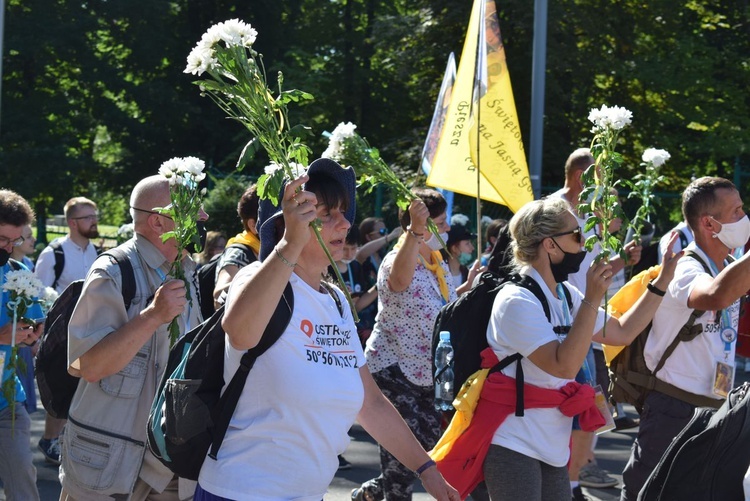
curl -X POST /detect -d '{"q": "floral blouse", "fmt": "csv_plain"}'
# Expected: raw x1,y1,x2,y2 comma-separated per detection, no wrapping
364,250,457,387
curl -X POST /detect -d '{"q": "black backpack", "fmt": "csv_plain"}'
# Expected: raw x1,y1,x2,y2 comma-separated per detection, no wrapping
147,280,344,480
34,248,136,419
638,382,750,501
197,243,255,319
431,272,571,414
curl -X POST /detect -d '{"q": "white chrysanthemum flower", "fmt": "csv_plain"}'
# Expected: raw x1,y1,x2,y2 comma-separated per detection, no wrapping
182,156,206,177
264,162,284,175
642,148,671,167
321,143,342,160
213,19,257,48
331,122,357,141
322,122,358,160
159,158,182,178
451,213,470,226
588,104,633,131
40,287,58,306
2,270,43,299
201,25,223,47
264,162,306,178
184,41,217,76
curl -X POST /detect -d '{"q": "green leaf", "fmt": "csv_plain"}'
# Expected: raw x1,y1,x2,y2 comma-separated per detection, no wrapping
584,217,600,233
236,138,260,171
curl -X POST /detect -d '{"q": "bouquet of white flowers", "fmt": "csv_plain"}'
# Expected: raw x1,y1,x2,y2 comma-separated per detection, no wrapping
185,20,358,320
627,148,670,246
323,122,446,249
2,269,43,431
579,104,633,263
157,156,207,346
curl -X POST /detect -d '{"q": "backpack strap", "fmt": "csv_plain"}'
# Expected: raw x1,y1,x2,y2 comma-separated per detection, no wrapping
7,258,23,271
208,282,294,460
488,274,572,417
676,228,689,249
637,249,726,408
101,247,137,310
50,238,65,289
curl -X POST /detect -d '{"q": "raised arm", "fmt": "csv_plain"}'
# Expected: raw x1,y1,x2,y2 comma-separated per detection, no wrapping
388,199,429,292
221,176,315,350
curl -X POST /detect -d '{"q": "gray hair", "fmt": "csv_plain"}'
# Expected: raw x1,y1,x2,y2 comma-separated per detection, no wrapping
509,197,573,270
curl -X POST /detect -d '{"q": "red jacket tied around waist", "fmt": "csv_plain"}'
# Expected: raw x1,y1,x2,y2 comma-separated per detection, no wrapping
435,348,605,499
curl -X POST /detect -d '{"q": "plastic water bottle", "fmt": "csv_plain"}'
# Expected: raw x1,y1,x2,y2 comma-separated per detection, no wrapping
434,331,455,411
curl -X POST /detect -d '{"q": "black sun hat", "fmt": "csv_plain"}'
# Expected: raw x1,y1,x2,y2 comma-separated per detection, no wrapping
257,158,356,261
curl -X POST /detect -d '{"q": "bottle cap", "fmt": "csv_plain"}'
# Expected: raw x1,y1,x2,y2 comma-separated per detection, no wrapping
439,331,451,342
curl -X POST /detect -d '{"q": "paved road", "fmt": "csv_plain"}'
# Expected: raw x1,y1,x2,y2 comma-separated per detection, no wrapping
9,365,749,500
4,405,636,501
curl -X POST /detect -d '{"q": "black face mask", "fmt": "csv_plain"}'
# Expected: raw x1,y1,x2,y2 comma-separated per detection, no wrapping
0,249,9,267
548,238,587,283
186,222,207,254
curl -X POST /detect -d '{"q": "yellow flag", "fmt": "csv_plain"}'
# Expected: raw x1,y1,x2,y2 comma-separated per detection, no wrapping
427,0,533,213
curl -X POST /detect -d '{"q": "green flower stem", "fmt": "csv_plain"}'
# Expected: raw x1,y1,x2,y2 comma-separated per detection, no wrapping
310,221,359,323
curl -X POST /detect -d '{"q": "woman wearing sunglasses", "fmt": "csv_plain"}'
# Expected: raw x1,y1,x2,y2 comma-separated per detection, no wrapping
457,197,682,501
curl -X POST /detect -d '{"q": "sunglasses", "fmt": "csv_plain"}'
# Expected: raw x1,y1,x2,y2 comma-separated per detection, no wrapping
371,228,388,236
549,227,583,244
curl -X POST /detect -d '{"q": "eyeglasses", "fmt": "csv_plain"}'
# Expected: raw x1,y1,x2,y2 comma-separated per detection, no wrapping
71,214,99,222
131,207,173,220
549,227,583,244
0,235,25,248
372,228,388,236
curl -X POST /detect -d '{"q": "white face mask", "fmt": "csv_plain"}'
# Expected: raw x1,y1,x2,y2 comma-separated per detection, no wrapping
712,215,750,250
341,258,353,265
425,231,449,251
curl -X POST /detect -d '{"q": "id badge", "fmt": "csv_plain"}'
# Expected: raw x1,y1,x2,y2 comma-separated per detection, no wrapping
592,384,616,435
712,360,734,398
0,351,5,374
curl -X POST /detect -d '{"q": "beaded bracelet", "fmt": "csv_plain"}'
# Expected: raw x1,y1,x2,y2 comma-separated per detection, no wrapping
274,247,297,269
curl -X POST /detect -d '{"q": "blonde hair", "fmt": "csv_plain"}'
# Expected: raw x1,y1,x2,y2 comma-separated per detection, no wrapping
64,197,97,219
509,197,572,269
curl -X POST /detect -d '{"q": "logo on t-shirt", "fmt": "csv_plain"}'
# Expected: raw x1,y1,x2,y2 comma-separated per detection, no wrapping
300,318,359,368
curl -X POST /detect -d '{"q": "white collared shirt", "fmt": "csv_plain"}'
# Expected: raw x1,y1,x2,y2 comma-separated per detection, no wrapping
35,235,99,292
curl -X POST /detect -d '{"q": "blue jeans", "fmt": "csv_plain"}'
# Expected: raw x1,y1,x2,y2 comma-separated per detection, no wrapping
0,405,39,501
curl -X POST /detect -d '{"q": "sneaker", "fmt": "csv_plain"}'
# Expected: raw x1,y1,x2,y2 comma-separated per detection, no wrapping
578,462,618,489
38,437,61,465
614,416,640,431
571,486,590,501
338,455,352,471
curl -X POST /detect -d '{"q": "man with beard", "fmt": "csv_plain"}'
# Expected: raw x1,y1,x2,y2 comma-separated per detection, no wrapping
35,196,100,465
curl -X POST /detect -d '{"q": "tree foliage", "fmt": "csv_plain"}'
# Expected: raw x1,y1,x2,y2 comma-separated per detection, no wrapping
1,0,748,235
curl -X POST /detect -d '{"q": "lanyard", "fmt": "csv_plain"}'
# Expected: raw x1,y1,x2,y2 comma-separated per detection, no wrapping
704,253,736,356
556,283,594,384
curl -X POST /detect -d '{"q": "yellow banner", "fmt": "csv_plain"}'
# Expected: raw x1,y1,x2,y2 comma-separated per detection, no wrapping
427,0,532,213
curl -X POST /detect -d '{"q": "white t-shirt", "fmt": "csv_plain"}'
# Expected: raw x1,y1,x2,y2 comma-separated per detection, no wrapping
658,221,693,264
645,243,739,398
36,235,99,293
486,267,606,467
198,267,366,500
